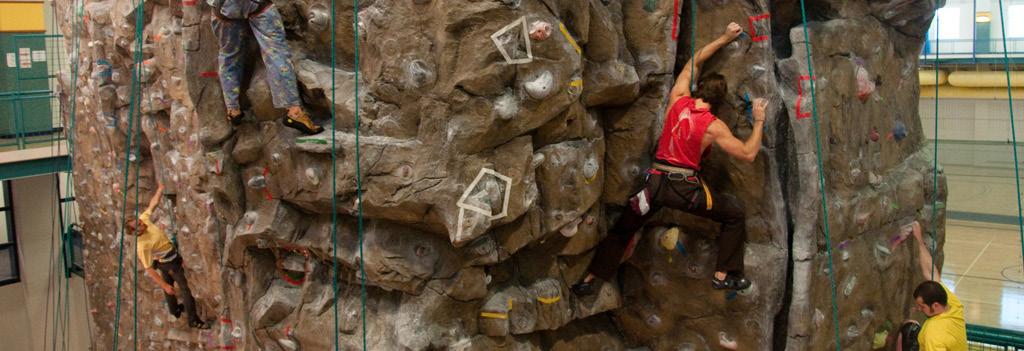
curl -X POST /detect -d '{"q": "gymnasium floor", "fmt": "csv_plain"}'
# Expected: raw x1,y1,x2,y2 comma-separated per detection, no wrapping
941,141,1024,330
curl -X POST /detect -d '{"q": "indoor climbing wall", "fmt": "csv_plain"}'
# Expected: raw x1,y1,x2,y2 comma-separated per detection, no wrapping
56,0,945,350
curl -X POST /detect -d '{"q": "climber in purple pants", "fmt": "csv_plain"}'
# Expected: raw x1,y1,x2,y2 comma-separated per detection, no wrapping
209,0,324,135
573,22,765,295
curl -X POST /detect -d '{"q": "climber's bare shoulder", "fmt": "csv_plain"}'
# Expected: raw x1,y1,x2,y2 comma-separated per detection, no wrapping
705,120,743,155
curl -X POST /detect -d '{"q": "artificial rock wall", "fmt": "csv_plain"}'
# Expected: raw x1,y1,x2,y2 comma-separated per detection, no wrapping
57,0,947,350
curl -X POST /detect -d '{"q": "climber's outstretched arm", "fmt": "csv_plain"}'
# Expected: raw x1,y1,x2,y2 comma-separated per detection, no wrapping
910,221,941,280
669,22,744,102
144,181,165,215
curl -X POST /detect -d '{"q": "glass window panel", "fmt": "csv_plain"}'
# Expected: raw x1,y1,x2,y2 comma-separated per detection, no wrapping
1009,5,1024,38
0,248,16,282
58,172,73,200
0,213,8,245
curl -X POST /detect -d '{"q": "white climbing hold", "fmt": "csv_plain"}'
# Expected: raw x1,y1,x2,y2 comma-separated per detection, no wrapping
494,91,519,120
524,71,554,99
305,168,319,186
559,217,582,237
719,332,738,350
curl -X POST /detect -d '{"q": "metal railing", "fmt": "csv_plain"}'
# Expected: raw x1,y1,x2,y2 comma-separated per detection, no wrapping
921,38,1024,57
968,324,1024,350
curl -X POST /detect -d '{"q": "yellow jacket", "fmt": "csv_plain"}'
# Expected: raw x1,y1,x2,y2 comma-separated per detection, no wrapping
918,283,967,351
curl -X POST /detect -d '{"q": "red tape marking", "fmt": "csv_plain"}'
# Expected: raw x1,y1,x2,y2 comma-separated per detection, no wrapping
182,0,197,6
796,75,815,119
199,71,219,78
671,0,680,41
748,13,770,42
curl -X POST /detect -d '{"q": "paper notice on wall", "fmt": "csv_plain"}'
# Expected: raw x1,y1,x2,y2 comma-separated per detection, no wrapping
6,53,14,68
18,48,31,69
32,50,46,62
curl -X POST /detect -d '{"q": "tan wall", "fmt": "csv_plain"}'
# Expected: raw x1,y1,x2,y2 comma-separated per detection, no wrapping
0,174,90,351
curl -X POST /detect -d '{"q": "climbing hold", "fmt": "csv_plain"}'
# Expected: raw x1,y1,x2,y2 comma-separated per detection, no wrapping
247,175,267,188
524,71,554,100
855,64,876,102
567,78,583,95
305,168,319,186
873,329,889,349
659,227,679,251
494,90,519,120
645,314,662,327
892,121,907,141
528,21,552,41
307,4,329,31
719,332,738,350
843,275,857,296
870,127,879,142
582,155,599,184
643,0,657,12
559,217,582,237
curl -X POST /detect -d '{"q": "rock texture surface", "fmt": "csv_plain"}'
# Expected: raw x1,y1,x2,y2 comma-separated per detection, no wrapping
57,0,946,350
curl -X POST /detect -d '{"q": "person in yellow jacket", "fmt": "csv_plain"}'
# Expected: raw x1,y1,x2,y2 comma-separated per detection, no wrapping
125,182,209,329
908,221,967,350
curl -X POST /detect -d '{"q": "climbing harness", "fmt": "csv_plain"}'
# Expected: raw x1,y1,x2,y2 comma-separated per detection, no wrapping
795,0,843,349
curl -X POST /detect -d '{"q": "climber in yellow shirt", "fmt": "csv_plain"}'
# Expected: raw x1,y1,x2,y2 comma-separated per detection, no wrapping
125,182,209,329
908,221,967,351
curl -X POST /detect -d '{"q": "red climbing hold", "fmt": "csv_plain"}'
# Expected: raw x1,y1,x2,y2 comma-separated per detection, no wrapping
199,71,219,78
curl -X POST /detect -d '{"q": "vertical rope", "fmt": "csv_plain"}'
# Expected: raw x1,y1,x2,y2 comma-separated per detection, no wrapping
111,0,147,348
329,0,340,348
996,0,1024,275
930,13,940,281
688,0,696,91
796,1,843,349
353,1,368,348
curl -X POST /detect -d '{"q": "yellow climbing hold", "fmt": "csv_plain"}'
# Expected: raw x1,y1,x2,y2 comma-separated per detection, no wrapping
559,22,582,55
568,78,583,95
660,227,680,251
537,295,561,304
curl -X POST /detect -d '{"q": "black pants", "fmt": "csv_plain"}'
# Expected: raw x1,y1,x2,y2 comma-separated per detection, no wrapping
154,255,200,324
588,172,747,280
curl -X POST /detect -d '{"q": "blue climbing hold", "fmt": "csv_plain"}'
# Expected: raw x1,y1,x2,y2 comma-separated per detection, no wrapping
893,121,907,141
675,241,687,257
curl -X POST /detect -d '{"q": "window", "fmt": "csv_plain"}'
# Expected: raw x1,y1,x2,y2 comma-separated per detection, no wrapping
0,181,19,286
935,7,962,40
1008,5,1024,38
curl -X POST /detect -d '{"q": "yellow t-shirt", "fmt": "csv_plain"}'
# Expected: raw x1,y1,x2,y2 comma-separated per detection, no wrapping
136,210,174,269
918,283,968,351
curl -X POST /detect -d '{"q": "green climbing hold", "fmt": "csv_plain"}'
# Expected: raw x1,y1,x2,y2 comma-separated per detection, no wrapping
643,0,657,12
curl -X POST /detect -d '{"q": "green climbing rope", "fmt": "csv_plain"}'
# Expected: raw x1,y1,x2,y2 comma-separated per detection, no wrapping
354,0,368,348
796,1,843,349
688,0,696,90
995,0,1024,277
111,0,148,348
930,13,940,281
329,0,340,348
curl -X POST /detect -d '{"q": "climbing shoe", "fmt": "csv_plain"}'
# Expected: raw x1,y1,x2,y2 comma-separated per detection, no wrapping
169,304,183,319
282,109,324,135
711,275,752,291
571,282,595,297
190,320,211,330
226,108,243,125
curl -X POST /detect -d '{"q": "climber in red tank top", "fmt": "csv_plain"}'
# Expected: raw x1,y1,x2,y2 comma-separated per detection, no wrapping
573,22,770,295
